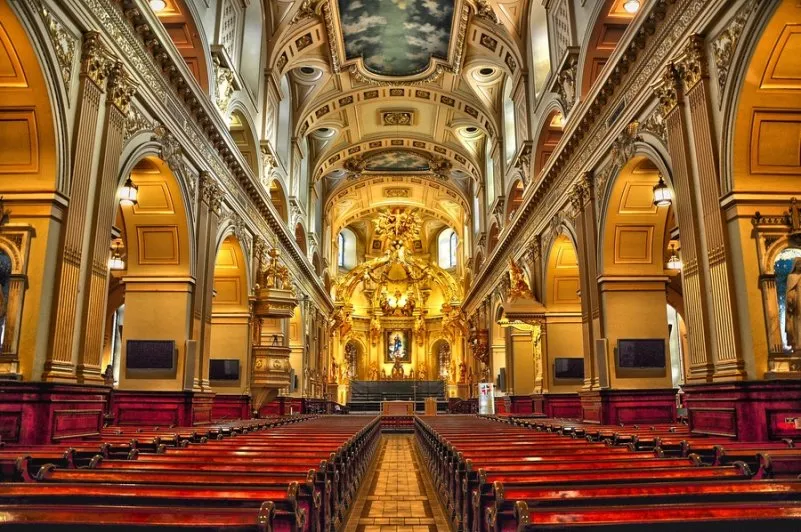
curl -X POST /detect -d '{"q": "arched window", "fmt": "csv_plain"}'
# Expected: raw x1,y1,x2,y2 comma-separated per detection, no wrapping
338,228,357,270
503,79,517,164
485,137,495,208
438,228,458,269
276,75,291,166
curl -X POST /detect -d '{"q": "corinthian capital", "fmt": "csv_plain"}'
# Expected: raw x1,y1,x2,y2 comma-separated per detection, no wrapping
106,62,137,114
654,62,683,118
80,31,113,90
679,34,707,92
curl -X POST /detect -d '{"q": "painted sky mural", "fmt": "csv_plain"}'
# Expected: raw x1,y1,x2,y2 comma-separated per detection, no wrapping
364,150,431,171
338,0,454,76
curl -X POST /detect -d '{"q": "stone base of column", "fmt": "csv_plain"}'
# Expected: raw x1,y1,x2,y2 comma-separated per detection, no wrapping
0,381,110,444
579,388,677,425
532,393,582,419
109,390,216,426
682,380,801,441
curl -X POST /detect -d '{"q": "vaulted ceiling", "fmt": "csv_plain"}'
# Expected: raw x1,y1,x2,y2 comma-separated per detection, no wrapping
268,0,529,220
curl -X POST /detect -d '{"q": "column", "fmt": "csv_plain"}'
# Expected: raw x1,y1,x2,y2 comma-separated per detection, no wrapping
77,62,137,384
679,35,745,379
194,174,223,391
43,32,113,382
655,61,714,382
570,174,602,389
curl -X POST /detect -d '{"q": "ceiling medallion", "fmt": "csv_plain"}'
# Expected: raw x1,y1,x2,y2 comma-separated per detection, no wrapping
380,110,415,126
329,0,469,86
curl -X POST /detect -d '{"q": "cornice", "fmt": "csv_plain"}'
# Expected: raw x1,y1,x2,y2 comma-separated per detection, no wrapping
464,0,709,314
66,0,333,312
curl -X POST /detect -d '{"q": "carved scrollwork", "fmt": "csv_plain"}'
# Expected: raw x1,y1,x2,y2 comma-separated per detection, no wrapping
711,0,758,103
33,0,78,99
106,61,137,114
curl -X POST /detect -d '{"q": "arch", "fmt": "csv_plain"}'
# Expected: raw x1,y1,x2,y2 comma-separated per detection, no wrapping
294,222,308,257
487,222,500,255
599,155,671,276
117,156,194,277
533,109,565,176
150,0,211,93
577,0,638,101
337,227,357,270
0,0,58,192
431,338,452,380
312,251,322,277
269,178,288,223
528,0,551,99
437,227,458,270
502,77,517,165
212,234,250,313
544,233,581,309
276,75,292,167
505,179,524,223
730,1,801,195
228,108,261,179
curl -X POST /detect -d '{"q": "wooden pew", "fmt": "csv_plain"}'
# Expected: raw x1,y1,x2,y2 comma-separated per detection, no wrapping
489,480,801,531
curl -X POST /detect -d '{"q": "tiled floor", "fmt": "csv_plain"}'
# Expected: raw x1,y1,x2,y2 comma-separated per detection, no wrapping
344,434,450,532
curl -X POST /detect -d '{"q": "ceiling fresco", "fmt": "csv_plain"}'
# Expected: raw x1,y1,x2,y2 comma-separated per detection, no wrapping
337,0,454,76
364,150,431,172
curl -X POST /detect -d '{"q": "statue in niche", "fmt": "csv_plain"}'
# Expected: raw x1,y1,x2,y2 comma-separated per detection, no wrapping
458,361,466,384
449,359,457,384
368,361,379,381
786,258,801,352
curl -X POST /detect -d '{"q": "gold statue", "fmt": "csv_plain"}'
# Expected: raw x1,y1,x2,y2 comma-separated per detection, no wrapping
508,257,532,300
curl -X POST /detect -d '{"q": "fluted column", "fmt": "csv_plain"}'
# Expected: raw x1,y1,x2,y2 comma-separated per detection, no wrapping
43,33,112,382
77,62,137,384
655,62,714,383
194,174,223,391
570,173,603,389
679,35,744,379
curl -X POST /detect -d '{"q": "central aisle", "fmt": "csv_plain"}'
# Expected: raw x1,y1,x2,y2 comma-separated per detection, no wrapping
344,434,450,532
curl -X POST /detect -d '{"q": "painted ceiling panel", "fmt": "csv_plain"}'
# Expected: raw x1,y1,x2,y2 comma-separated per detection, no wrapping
338,0,454,76
364,150,431,171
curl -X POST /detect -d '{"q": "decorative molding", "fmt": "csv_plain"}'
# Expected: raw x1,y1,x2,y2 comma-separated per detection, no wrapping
380,110,414,126
32,0,78,100
123,104,155,141
711,0,758,105
473,0,500,25
213,56,235,114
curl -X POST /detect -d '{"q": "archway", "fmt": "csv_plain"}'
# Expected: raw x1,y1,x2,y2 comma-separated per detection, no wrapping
269,179,288,223
729,0,801,377
505,179,524,223
208,234,250,395
431,338,452,381
533,110,564,176
295,222,308,256
598,155,676,389
229,110,260,177
110,156,194,392
0,0,59,380
543,233,584,393
487,223,500,255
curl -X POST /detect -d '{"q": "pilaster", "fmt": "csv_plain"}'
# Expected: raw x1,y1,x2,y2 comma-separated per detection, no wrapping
679,35,744,380
77,61,137,384
654,61,714,383
570,173,602,390
44,32,113,382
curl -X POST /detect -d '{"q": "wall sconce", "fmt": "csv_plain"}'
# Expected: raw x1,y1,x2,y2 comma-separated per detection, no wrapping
119,177,139,206
108,241,125,271
666,244,682,271
652,175,671,207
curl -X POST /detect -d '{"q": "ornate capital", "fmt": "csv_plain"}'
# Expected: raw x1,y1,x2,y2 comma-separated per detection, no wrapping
106,62,137,114
655,63,683,118
680,34,707,91
80,31,113,90
473,0,500,24
200,172,223,214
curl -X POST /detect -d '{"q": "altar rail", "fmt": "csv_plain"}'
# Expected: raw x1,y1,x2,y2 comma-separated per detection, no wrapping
349,380,445,402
